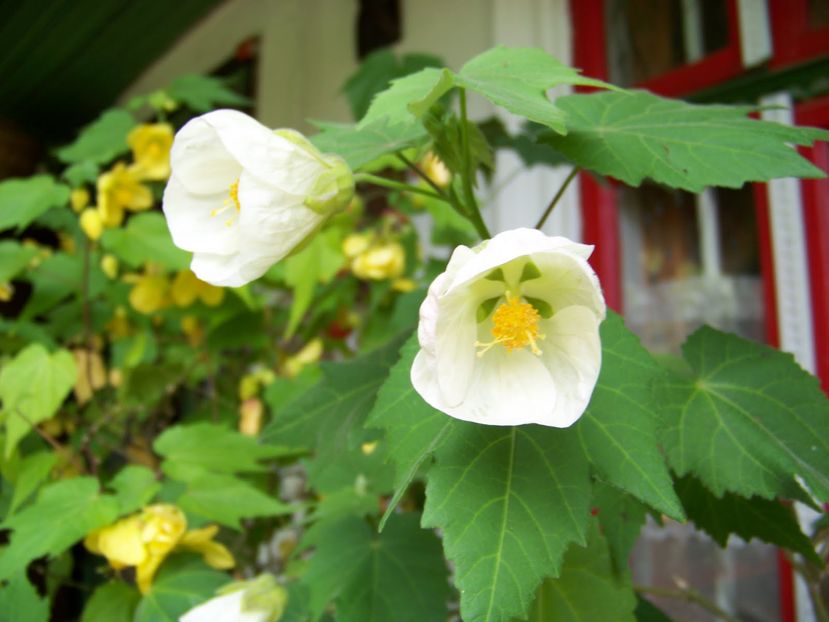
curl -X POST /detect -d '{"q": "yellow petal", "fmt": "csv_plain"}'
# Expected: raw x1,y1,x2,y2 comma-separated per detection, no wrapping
128,123,173,181
70,187,90,212
95,517,147,567
170,270,200,307
197,282,225,306
79,208,104,241
179,526,235,569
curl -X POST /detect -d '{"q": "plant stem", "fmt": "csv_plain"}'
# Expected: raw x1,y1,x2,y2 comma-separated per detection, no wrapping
635,585,741,622
396,152,446,196
535,166,580,230
354,173,445,202
458,88,491,239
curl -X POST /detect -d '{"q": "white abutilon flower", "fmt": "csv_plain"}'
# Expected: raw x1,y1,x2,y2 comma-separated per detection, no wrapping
180,574,287,622
163,110,353,287
411,228,606,427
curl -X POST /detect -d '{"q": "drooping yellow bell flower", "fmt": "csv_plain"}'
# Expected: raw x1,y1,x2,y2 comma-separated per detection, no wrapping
97,162,153,227
79,208,104,241
126,271,170,315
128,123,174,181
171,270,225,308
84,504,234,594
70,187,90,213
101,254,119,279
351,242,406,281
282,338,323,378
72,348,107,405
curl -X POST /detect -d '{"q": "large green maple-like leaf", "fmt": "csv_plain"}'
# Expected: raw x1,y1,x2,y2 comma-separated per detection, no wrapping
366,335,455,529
660,326,829,501
82,582,140,622
521,522,637,622
454,47,610,134
302,513,451,622
0,477,119,580
311,120,427,170
423,423,591,622
360,47,609,135
133,555,229,622
101,212,189,271
543,90,829,191
0,175,70,233
55,109,135,165
675,474,820,564
154,422,292,481
0,344,76,457
591,481,648,574
0,571,50,622
576,312,683,519
261,338,403,491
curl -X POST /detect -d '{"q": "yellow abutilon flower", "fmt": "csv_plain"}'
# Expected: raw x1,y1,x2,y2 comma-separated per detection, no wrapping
128,123,174,180
411,228,605,427
162,109,354,287
170,269,225,307
84,504,234,594
97,162,153,227
79,208,104,241
125,269,169,315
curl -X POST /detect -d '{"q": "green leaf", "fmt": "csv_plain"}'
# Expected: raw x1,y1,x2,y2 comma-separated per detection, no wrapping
0,344,76,457
101,212,189,271
20,252,91,320
63,161,100,187
283,226,345,338
82,582,140,622
311,120,428,170
0,477,120,580
167,74,250,112
56,109,135,165
262,339,403,491
522,522,636,622
8,451,57,515
659,326,829,501
543,91,829,191
154,423,291,481
360,67,455,128
343,49,444,119
634,595,674,622
133,555,229,622
0,241,37,282
591,481,647,574
455,47,611,134
303,513,451,621
109,465,161,515
577,313,683,519
675,474,820,564
0,571,50,622
423,423,591,622
366,335,454,530
424,113,493,179
177,473,294,529
0,175,70,232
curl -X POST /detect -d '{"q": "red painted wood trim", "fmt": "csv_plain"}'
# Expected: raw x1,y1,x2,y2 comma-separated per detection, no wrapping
753,182,780,348
638,0,743,97
796,98,829,392
777,550,797,622
769,0,829,68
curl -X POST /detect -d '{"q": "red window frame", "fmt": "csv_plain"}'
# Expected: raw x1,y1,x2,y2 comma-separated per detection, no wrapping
769,0,829,68
570,2,805,620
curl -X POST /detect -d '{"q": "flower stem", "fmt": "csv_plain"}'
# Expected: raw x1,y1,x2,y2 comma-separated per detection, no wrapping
396,152,446,196
534,166,581,230
458,88,491,239
354,173,445,201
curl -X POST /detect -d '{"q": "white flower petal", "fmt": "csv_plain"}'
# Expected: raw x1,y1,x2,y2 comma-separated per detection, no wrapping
180,589,268,622
446,228,594,293
521,251,606,319
540,305,603,427
237,174,324,253
202,110,323,193
434,293,478,407
162,175,239,255
169,116,241,195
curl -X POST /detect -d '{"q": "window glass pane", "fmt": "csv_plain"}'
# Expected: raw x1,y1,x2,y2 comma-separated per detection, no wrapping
605,0,730,86
620,183,777,620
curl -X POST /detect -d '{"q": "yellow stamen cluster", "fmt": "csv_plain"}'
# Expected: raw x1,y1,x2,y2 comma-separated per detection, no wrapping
210,178,242,227
477,295,544,357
